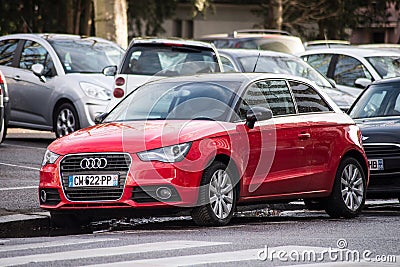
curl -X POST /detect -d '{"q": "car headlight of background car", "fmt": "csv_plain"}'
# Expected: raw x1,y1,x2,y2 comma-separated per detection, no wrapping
80,82,111,101
137,142,192,163
42,150,60,166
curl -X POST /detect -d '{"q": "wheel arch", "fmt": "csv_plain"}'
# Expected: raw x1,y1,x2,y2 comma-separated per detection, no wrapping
341,149,369,184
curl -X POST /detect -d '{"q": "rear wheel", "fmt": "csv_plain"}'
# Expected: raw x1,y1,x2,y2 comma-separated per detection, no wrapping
325,157,366,218
54,103,80,138
191,161,237,226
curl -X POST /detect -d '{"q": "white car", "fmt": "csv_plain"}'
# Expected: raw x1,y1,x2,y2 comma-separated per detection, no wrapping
299,47,400,98
104,38,223,111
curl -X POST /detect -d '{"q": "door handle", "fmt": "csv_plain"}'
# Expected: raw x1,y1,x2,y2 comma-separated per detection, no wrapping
13,75,21,81
298,132,311,140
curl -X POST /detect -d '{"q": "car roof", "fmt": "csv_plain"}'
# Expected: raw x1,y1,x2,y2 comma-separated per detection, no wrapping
299,47,400,57
0,33,118,44
370,76,400,86
129,37,215,50
218,48,297,58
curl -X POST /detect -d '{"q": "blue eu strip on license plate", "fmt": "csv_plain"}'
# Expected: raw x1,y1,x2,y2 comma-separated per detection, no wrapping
68,174,119,187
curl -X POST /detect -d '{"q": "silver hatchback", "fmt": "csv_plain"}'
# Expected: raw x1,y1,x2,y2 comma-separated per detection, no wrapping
0,33,124,138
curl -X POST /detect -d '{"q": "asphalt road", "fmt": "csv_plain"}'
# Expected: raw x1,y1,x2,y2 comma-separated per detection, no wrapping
0,129,398,266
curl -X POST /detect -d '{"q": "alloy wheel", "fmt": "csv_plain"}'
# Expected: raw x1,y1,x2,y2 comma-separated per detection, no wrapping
56,108,76,137
209,169,234,219
340,163,364,211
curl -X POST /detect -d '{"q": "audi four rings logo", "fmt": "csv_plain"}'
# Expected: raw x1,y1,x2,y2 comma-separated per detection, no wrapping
80,158,108,169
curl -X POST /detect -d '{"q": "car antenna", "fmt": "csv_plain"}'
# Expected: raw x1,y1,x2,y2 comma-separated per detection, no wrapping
253,52,261,72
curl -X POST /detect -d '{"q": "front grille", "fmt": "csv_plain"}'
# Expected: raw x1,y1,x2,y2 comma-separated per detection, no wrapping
363,143,400,157
60,153,131,201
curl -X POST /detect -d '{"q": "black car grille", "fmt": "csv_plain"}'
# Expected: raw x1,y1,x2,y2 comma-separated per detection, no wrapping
363,144,400,157
60,153,131,201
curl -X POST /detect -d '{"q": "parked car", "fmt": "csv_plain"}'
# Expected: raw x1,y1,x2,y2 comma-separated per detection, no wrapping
218,48,355,111
304,40,350,50
198,29,305,54
104,38,222,110
40,72,369,227
0,70,6,144
299,47,400,98
348,77,400,201
0,33,124,138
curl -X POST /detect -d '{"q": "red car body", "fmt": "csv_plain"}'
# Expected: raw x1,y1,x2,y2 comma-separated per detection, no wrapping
39,73,369,226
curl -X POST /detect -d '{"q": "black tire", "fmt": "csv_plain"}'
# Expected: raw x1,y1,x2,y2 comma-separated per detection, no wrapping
325,157,367,218
191,161,237,226
54,103,80,138
304,199,325,210
50,211,89,229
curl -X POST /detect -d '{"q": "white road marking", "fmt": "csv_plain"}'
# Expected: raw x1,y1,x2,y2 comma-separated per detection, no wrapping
0,162,40,171
0,186,37,191
0,238,117,252
0,240,228,266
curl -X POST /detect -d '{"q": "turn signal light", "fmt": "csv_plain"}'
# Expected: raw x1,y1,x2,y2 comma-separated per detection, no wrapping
113,88,125,98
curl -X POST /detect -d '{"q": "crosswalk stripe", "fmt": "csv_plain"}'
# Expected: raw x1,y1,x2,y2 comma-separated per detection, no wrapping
0,238,116,253
0,240,228,266
86,248,261,267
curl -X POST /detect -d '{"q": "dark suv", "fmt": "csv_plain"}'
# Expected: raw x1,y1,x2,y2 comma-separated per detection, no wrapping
198,29,305,54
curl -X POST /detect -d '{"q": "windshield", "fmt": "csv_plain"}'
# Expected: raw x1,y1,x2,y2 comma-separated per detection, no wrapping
104,80,240,122
239,55,332,88
120,45,220,76
366,56,400,78
49,38,124,73
349,83,400,119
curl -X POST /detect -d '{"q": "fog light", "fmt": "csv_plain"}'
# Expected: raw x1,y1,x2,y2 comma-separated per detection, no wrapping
40,190,47,203
156,187,172,200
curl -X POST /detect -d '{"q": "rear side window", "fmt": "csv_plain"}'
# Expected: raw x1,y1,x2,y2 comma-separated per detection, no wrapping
302,54,333,77
239,79,295,119
289,81,332,113
0,39,19,66
122,45,219,76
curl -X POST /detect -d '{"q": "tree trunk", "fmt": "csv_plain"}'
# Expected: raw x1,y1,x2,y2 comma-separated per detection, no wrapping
270,0,283,30
65,0,75,34
80,0,93,36
93,0,128,48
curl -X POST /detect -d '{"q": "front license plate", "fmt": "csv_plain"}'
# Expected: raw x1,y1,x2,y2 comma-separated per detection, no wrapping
68,174,119,187
368,159,384,171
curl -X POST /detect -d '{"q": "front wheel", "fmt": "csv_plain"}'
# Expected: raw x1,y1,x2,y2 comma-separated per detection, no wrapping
191,161,237,226
54,103,80,138
325,157,366,218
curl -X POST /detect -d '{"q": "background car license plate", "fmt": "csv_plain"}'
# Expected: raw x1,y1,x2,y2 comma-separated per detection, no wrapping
368,159,384,170
68,174,119,187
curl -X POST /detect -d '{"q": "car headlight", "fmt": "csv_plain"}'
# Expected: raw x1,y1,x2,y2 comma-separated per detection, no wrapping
80,82,111,101
137,142,192,163
42,150,60,166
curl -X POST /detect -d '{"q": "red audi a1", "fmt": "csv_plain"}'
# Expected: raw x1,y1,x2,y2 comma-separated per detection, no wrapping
39,73,369,227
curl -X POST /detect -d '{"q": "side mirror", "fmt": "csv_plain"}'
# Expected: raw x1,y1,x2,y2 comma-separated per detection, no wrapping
327,78,337,88
94,112,108,124
354,78,372,89
245,107,273,129
32,63,46,83
102,65,118,76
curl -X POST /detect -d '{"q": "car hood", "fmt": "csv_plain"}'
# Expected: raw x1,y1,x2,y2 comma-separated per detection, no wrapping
65,73,114,88
354,117,400,143
48,120,237,155
321,86,355,111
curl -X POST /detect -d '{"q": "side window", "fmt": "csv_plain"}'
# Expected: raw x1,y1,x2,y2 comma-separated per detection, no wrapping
289,81,332,113
19,41,55,76
219,55,237,72
238,79,295,120
334,55,372,87
302,54,333,76
0,39,19,66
